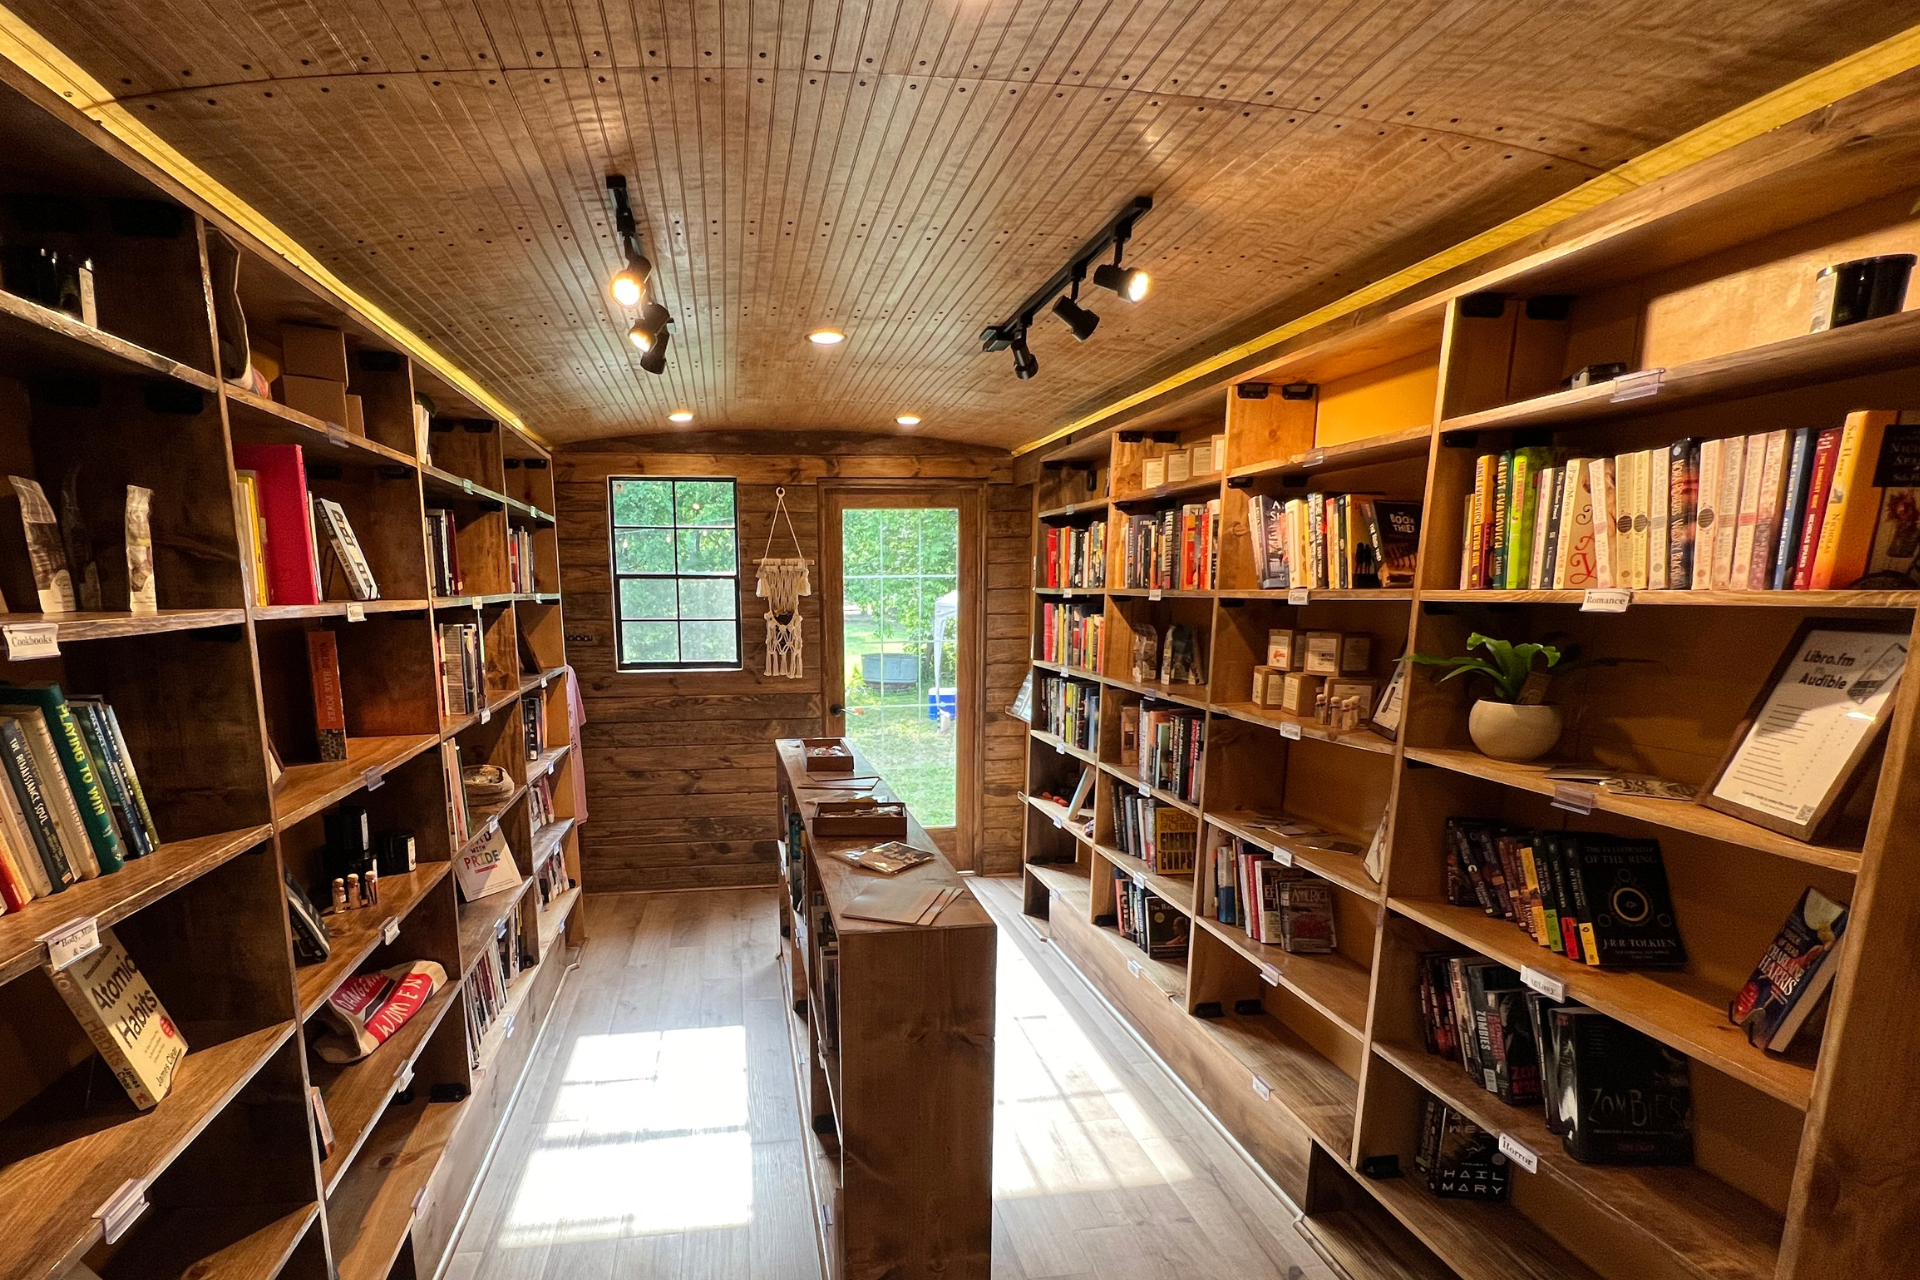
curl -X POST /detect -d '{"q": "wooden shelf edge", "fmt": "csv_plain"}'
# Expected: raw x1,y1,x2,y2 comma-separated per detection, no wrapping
225,385,417,469
324,1094,465,1280
1191,912,1370,1038
252,599,432,620
1096,761,1202,817
0,825,274,987
0,290,219,390
1228,424,1434,480
1029,728,1100,765
1194,1009,1358,1157
0,608,247,642
1419,588,1920,610
1091,841,1196,918
295,863,454,1018
1400,747,1862,873
1358,1167,1607,1280
530,817,576,866
1203,809,1383,903
317,979,464,1197
1037,496,1113,520
1210,700,1397,755
272,735,441,830
537,884,582,951
457,876,533,978
101,1200,320,1280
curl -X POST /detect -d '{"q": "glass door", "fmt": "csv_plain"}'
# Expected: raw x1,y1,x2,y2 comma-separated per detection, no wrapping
823,489,982,862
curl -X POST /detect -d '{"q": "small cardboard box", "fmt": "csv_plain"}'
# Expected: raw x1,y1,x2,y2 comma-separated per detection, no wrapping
1340,634,1372,675
1303,631,1343,676
281,323,350,383
278,374,349,427
1266,629,1303,670
1250,666,1278,706
1278,673,1323,716
345,393,367,437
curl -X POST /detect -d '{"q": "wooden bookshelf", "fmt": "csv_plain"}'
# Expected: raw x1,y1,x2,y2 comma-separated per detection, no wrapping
1019,89,1920,1280
0,68,587,1280
774,738,996,1280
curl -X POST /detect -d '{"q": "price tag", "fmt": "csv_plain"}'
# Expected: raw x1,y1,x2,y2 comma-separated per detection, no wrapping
1287,587,1310,606
95,1179,147,1244
1610,367,1665,402
480,704,492,725
1551,782,1597,816
1520,965,1568,1001
1148,589,1163,601
1259,962,1281,986
39,916,101,970
4,622,59,661
1498,1132,1540,1174
1279,721,1303,741
364,767,385,792
1127,959,1144,979
382,917,401,946
1580,588,1632,613
1251,1074,1272,1100
1051,814,1065,830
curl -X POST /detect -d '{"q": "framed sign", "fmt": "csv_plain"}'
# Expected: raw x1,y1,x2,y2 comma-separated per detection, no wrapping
1702,618,1910,842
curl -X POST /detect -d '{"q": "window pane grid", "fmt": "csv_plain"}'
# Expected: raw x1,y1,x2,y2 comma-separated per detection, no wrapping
610,478,742,671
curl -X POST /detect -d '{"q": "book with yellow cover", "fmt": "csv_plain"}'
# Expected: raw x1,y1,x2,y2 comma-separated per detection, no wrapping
1811,409,1899,589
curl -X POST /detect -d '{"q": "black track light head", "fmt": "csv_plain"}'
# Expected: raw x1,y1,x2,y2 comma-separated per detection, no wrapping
1051,293,1101,341
611,251,652,307
1011,330,1039,380
628,300,673,354
1093,260,1150,302
638,324,670,375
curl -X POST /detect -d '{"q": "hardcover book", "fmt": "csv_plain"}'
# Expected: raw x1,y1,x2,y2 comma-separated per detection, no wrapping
1366,499,1422,588
45,925,188,1109
0,716,74,891
1421,1097,1510,1199
1551,1007,1693,1165
232,444,322,606
1857,416,1920,588
1729,886,1849,1051
1276,875,1336,954
312,496,380,601
306,630,349,761
1566,834,1686,967
0,684,126,873
2,709,100,880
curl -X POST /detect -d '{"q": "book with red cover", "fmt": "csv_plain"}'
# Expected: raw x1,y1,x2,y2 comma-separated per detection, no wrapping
306,630,348,761
231,444,320,605
1792,427,1845,590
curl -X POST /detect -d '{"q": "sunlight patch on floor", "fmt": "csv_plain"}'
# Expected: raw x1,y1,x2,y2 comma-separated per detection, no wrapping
497,1027,754,1245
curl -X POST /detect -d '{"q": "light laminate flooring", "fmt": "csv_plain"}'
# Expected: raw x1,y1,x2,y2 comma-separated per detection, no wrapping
442,882,1340,1280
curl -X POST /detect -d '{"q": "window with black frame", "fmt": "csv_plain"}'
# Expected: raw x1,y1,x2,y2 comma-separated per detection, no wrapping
608,476,742,670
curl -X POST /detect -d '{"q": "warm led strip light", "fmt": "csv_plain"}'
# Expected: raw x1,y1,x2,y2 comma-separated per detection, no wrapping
1013,20,1920,457
0,5,537,442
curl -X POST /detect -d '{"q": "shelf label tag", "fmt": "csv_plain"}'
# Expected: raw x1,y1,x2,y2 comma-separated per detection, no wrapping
382,917,402,946
1551,782,1597,816
1498,1132,1540,1173
462,477,475,494
96,1179,147,1244
346,603,367,622
504,1013,516,1038
1520,965,1568,1001
1148,589,1163,601
1251,1073,1272,1100
480,704,492,725
1259,962,1281,986
396,1064,414,1090
1287,587,1310,606
1610,367,1665,402
1127,959,1144,979
1302,449,1326,469
1279,721,1303,741
1132,871,1147,889
1054,738,1066,755
4,623,59,661
1051,814,1065,830
364,767,385,792
1580,588,1632,613
1272,847,1295,868
411,1186,429,1217
40,916,101,970
470,595,484,610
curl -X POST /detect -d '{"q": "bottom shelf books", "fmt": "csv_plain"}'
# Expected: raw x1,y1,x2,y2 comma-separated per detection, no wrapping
464,909,531,1067
1416,1094,1511,1199
1208,830,1338,953
1110,863,1189,960
1416,953,1693,1164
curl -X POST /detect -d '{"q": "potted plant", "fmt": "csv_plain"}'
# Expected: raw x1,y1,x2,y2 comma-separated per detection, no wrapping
1410,632,1565,762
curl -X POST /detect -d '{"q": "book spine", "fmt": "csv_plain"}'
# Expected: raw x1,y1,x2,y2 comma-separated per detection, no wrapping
1589,458,1615,589
97,705,159,851
1629,450,1653,591
1554,836,1587,963
1771,429,1816,591
1692,437,1723,590
1646,446,1670,590
1491,453,1513,589
1794,427,1844,589
0,719,75,888
1711,435,1747,589
1540,468,1566,590
307,630,349,761
73,702,147,857
1668,440,1698,589
46,701,125,872
1536,834,1565,956
0,824,29,908
1614,452,1639,588
1747,430,1791,590
1811,409,1898,589
1730,433,1768,590
1528,469,1554,590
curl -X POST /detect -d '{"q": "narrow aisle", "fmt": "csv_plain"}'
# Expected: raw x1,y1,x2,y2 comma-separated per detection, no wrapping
444,885,1337,1280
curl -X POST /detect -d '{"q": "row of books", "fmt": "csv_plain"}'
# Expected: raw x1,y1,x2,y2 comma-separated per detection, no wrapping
1040,520,1107,590
1109,788,1197,873
235,444,379,605
437,622,487,719
1416,955,1694,1165
1443,819,1685,967
1036,674,1100,751
463,910,530,1068
1039,600,1103,671
1136,706,1204,804
441,741,475,848
0,683,161,912
1129,624,1204,685
1109,866,1189,960
1210,836,1337,952
520,692,546,760
528,772,559,831
533,822,574,907
1119,503,1220,591
427,507,466,597
1458,409,1920,592
1247,494,1422,590
507,525,539,594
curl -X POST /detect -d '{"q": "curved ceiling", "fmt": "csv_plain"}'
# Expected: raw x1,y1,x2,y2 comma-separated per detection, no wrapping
9,0,1912,448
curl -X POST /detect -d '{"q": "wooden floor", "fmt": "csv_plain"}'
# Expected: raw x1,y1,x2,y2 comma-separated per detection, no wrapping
442,881,1342,1280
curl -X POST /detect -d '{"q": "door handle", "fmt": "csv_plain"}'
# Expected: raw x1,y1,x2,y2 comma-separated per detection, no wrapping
829,704,845,716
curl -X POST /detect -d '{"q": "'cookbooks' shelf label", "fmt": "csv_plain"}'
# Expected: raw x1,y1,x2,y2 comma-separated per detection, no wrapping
4,622,59,660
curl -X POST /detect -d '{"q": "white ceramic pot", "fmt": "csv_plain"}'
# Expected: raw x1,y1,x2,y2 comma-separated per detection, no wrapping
1468,700,1563,763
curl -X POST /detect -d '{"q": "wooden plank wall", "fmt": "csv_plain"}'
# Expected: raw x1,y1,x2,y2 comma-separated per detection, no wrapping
555,441,1026,892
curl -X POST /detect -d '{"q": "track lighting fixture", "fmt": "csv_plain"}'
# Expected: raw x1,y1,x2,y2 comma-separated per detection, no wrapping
627,300,673,353
607,174,674,376
638,324,671,375
981,195,1152,380
610,252,650,307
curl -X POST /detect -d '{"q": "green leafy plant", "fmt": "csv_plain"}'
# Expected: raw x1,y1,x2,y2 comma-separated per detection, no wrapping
1409,632,1562,704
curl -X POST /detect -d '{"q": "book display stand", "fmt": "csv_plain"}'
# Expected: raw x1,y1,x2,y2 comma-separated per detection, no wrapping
1021,75,1920,1280
0,68,585,1280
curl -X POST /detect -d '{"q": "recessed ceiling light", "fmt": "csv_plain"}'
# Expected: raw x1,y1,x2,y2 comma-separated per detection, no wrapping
668,410,694,423
808,329,846,345
895,414,921,426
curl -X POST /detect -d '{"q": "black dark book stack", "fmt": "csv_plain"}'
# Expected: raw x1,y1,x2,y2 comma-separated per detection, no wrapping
1416,1095,1510,1199
1111,863,1190,960
1442,818,1685,967
1545,1006,1693,1164
1416,953,1541,1106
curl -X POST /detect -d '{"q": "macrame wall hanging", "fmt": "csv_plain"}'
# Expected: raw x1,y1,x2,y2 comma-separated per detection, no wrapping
756,487,811,679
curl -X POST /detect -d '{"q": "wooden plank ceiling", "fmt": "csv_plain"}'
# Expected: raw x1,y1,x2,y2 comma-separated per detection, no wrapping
11,1,1909,449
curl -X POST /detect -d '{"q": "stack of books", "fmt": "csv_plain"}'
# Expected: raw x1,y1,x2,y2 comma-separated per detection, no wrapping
437,622,485,718
1248,494,1421,590
0,684,161,914
1120,503,1220,590
1110,864,1190,959
1039,600,1103,671
1041,520,1107,589
1036,674,1099,750
1110,789,1197,873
